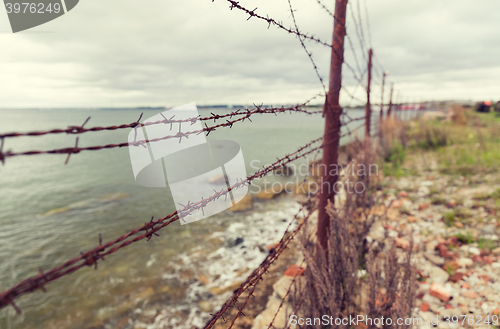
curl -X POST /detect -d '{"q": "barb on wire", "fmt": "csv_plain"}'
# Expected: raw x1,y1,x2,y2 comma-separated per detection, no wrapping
204,202,315,329
0,134,327,313
313,0,365,82
348,1,367,64
215,0,364,85
266,260,305,329
286,0,326,93
362,0,372,48
0,97,325,164
0,96,322,140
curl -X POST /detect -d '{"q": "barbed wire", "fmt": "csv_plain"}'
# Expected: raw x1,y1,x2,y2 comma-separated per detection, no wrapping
265,259,305,329
313,0,365,82
0,98,325,165
1,103,368,165
203,202,315,329
0,112,368,313
0,96,323,140
355,0,369,54
217,0,365,86
0,132,327,313
362,0,373,48
287,0,326,93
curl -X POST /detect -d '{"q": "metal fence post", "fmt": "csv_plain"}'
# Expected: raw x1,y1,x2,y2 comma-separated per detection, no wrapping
365,49,373,138
317,0,348,253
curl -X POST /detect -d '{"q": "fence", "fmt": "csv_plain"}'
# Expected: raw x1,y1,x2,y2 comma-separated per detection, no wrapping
0,0,426,328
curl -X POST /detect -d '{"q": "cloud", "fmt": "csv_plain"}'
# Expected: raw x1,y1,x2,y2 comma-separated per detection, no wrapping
0,0,499,107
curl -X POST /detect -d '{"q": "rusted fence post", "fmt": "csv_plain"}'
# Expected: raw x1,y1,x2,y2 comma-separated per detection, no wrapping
365,49,373,138
380,71,386,121
387,83,393,118
317,0,348,253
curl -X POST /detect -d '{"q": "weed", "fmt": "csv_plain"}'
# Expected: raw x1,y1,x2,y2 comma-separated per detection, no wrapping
478,238,498,251
455,231,474,244
431,196,447,205
443,211,455,227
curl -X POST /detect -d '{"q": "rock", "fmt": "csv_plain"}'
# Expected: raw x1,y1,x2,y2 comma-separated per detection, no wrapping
99,192,131,202
446,200,457,208
425,253,445,266
449,272,466,283
418,186,431,197
273,276,295,299
40,206,70,217
462,290,479,299
283,265,305,277
396,237,410,250
456,258,473,268
208,174,228,184
308,161,323,178
426,240,439,253
493,263,500,269
209,281,243,295
392,199,403,208
197,275,209,285
256,186,284,199
198,301,212,313
422,293,442,305
231,237,244,247
468,247,481,256
398,191,409,198
462,283,470,289
482,224,496,235
429,282,450,302
428,266,450,284
421,302,430,312
134,287,155,301
419,203,430,211
454,222,464,228
228,194,253,212
439,308,460,318
252,296,291,329
273,165,294,176
294,180,319,196
407,216,417,223
478,274,490,282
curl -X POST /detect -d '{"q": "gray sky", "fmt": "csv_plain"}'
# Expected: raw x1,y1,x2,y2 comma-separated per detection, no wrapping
1,0,499,108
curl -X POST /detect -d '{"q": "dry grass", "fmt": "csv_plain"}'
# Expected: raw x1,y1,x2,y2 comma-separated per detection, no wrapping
293,141,417,328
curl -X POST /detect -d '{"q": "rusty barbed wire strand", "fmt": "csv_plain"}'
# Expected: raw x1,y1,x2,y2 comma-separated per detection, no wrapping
0,131,332,313
266,259,305,329
217,0,364,85
355,0,369,53
0,104,326,164
348,1,367,64
0,118,367,313
0,96,323,140
313,0,366,82
1,105,366,164
287,0,326,94
203,202,316,329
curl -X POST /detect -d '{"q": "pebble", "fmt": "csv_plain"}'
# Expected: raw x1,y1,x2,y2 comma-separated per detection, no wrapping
482,224,497,235
456,258,473,268
468,247,481,256
424,253,445,266
462,290,479,299
429,282,450,302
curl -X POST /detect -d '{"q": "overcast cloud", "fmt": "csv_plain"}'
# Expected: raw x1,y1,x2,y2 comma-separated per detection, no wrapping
1,0,499,108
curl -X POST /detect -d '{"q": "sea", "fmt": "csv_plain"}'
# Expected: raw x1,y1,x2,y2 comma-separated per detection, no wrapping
0,107,417,329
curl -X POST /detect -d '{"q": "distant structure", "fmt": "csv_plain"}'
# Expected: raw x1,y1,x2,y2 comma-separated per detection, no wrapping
476,101,492,113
